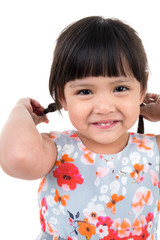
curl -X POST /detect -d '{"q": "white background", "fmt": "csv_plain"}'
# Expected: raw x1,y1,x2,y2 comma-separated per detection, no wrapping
0,0,160,239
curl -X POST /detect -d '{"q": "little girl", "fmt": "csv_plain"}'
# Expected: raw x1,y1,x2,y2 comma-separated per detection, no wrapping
0,16,160,240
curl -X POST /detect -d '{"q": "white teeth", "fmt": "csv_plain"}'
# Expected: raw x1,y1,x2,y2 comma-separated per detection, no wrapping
98,121,114,126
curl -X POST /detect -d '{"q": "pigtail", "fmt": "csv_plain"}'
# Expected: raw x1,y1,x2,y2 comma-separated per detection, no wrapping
41,103,57,116
137,103,144,134
137,115,144,134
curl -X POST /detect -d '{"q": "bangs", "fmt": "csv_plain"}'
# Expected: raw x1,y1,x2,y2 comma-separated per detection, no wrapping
59,18,137,82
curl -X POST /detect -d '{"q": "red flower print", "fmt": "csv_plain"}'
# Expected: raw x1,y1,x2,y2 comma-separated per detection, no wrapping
39,197,48,231
102,228,120,240
146,212,153,223
53,163,83,191
132,225,150,240
40,209,46,231
96,216,113,228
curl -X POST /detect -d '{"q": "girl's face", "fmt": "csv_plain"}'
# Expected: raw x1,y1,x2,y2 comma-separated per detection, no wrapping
60,76,145,154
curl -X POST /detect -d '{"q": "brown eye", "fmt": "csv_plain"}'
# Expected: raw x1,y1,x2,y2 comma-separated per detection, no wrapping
114,86,129,92
77,89,92,95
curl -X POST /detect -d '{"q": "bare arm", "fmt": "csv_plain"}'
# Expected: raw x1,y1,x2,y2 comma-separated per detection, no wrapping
0,98,57,180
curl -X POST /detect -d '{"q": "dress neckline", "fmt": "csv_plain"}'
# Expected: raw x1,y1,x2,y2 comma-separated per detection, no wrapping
69,129,133,157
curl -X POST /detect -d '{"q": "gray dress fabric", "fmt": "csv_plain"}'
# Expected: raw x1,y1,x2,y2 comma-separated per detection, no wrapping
37,130,160,240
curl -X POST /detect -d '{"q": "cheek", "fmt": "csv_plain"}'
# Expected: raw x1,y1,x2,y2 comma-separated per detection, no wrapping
123,101,140,124
68,104,84,123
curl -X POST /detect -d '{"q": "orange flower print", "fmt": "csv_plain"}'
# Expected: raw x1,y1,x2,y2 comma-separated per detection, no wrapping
130,163,144,183
54,189,70,206
132,137,151,151
106,194,125,214
50,131,60,140
132,187,153,215
83,152,95,164
132,215,147,236
46,222,59,238
38,177,46,193
78,142,96,165
112,218,131,238
78,218,96,240
56,154,74,166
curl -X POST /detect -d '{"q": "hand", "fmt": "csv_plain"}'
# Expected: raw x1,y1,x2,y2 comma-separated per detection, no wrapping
16,98,49,125
140,93,160,122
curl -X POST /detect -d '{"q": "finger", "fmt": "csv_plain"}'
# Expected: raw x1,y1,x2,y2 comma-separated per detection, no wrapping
32,114,49,125
140,103,156,121
143,93,158,104
30,99,45,115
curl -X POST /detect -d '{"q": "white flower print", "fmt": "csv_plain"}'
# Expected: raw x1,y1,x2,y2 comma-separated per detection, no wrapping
130,151,140,163
94,177,100,186
91,195,98,202
59,205,66,215
99,194,110,203
96,224,109,238
122,186,127,195
46,195,55,207
83,202,105,224
62,144,75,155
100,184,108,194
121,176,127,185
50,217,58,225
110,180,120,195
122,157,129,165
41,205,48,217
52,208,60,216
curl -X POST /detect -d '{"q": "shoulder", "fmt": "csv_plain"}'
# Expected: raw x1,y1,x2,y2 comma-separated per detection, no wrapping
129,132,158,153
49,129,78,144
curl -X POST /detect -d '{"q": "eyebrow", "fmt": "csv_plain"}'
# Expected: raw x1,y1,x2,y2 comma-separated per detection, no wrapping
69,83,94,88
110,78,134,84
69,77,134,88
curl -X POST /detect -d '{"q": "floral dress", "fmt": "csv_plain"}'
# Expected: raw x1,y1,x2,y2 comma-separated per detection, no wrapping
37,130,160,240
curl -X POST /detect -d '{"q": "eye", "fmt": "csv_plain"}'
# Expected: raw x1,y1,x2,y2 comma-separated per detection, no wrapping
114,86,129,92
77,89,92,95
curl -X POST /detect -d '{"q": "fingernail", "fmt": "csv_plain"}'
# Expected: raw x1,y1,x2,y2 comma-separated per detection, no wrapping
45,120,49,124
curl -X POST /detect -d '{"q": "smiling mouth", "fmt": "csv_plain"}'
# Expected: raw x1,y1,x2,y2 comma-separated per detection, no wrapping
97,122,114,126
92,121,120,129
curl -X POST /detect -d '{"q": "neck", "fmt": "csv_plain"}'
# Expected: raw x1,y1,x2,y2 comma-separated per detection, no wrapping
76,132,130,155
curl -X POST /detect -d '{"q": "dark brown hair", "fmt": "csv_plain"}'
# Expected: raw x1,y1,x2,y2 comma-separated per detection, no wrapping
44,16,148,133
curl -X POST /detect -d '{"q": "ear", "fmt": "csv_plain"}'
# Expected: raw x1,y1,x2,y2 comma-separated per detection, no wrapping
140,72,149,104
59,96,68,111
140,90,146,105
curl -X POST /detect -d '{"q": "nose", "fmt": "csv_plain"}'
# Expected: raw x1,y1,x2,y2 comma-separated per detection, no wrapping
93,95,116,115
